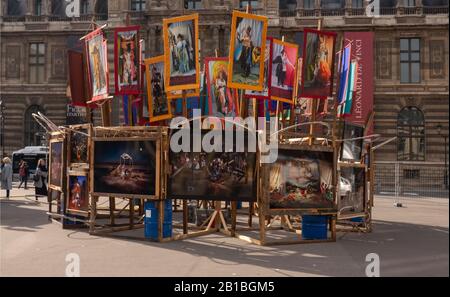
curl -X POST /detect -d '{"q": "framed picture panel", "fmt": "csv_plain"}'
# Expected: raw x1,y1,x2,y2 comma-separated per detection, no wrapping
67,124,91,169
244,37,273,100
91,137,161,199
340,122,365,162
84,28,109,102
263,144,336,213
114,26,141,95
163,14,200,92
168,129,258,202
228,11,268,91
144,56,172,122
270,39,298,104
49,135,65,192
67,171,90,217
301,29,337,99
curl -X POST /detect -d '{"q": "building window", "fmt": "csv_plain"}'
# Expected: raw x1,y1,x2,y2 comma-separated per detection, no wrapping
24,105,45,147
51,0,66,16
352,0,364,8
29,43,46,84
34,0,42,16
400,38,420,83
184,0,203,9
304,0,315,8
239,0,259,9
95,0,108,15
321,0,345,9
131,0,146,11
380,0,398,7
279,0,297,9
404,0,415,6
7,0,27,16
422,0,449,6
397,106,425,161
80,0,89,15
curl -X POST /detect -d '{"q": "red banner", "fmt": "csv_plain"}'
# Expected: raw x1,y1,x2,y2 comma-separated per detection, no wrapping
343,32,374,135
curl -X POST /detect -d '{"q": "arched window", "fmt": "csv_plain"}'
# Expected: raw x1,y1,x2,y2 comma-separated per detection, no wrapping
24,105,45,147
397,106,425,161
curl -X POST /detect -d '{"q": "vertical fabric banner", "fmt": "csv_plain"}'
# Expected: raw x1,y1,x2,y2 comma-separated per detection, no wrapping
342,32,374,134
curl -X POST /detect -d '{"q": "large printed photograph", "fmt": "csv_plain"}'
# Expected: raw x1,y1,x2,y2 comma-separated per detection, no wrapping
67,174,89,216
205,57,238,117
68,127,89,166
338,166,366,215
114,26,140,95
269,148,334,209
93,140,157,197
49,141,63,191
301,29,336,99
270,39,298,104
228,11,268,91
168,130,257,201
163,14,200,91
85,29,109,101
145,56,172,122
245,38,273,100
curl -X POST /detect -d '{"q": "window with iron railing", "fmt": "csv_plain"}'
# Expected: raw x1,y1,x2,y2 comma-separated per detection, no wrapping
34,0,42,16
304,0,315,9
352,0,364,7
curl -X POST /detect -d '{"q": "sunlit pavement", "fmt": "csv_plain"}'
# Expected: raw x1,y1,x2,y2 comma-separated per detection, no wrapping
1,182,448,277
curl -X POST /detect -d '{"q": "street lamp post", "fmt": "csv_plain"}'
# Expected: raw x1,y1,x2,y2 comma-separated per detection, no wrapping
436,124,448,189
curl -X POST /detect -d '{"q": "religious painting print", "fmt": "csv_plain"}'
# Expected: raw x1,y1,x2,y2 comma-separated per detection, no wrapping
270,39,298,104
67,172,89,216
205,57,238,117
93,139,159,198
168,130,257,202
163,14,200,91
244,38,273,100
338,165,366,216
68,125,90,167
145,56,172,122
228,11,268,91
85,28,109,102
301,29,336,99
340,122,365,162
114,26,140,95
49,140,64,191
268,146,335,210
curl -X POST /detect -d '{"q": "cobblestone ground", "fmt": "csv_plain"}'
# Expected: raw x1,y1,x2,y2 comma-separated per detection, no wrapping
1,182,448,277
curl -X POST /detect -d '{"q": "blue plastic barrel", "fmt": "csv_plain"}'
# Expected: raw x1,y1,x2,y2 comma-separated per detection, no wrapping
302,215,328,240
350,217,364,223
236,201,243,209
144,200,172,240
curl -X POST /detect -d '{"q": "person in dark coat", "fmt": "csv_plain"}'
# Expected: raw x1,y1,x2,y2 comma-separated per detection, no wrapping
34,159,48,200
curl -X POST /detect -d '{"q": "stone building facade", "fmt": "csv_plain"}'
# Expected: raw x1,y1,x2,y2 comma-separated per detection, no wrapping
0,0,449,193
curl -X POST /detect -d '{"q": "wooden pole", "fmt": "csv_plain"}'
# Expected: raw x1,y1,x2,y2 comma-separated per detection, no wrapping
182,90,188,234
309,19,323,146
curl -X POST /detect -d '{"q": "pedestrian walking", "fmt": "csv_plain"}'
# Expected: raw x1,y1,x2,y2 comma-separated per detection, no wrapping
18,160,29,189
34,158,48,200
1,157,13,198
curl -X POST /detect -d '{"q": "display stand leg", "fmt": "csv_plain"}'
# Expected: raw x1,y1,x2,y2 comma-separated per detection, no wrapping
129,198,134,230
158,200,164,242
248,202,254,227
109,197,115,226
231,201,237,237
89,196,98,234
183,200,188,234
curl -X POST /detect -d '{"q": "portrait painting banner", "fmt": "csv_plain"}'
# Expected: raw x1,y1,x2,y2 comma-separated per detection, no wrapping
228,11,268,91
84,28,109,102
163,14,200,92
244,37,273,100
114,26,141,95
301,29,337,99
270,39,298,104
205,57,239,117
145,56,172,123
